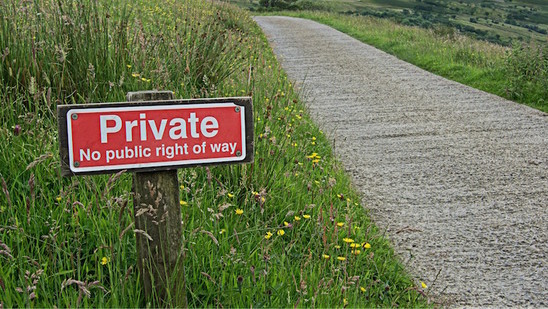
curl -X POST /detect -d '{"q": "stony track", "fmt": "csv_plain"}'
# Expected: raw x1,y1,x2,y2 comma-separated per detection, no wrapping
255,16,548,307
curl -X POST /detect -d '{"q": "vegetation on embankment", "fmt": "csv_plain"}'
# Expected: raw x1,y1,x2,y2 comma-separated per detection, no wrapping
0,0,427,307
279,11,548,113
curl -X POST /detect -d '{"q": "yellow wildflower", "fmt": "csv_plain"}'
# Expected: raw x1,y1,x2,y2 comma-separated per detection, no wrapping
335,245,341,249
352,250,361,255
219,229,226,234
343,298,348,306
131,72,140,78
180,200,188,206
126,64,131,68
337,222,344,227
277,229,285,236
343,238,354,243
322,254,330,259
363,242,371,249
265,231,273,239
56,196,62,202
337,256,346,261
312,137,316,141
100,257,109,265
180,185,185,189
294,216,301,221
235,208,243,215
360,286,366,292
303,214,311,219
227,193,234,198
350,243,360,248
284,221,290,227
312,159,320,164
421,281,427,289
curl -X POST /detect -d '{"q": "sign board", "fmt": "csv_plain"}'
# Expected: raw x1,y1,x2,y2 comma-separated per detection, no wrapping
58,97,253,176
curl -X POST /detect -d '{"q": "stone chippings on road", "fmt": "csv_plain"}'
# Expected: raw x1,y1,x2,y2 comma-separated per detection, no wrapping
255,16,548,307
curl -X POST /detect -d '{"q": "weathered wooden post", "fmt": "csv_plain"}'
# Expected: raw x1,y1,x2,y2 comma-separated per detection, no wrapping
126,91,184,306
58,92,253,306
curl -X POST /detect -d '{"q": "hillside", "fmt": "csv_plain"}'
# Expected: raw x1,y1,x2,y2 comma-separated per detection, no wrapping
234,0,548,46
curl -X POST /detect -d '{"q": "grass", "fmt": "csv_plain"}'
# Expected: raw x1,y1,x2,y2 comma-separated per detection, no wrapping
274,11,548,113
0,0,427,307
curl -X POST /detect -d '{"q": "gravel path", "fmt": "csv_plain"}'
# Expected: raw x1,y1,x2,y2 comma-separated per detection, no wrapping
255,16,548,307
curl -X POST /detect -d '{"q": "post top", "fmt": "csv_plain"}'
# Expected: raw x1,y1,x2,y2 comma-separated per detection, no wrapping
126,90,174,102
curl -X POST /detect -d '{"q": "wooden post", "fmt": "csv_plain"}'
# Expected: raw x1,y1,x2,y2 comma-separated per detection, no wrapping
127,91,186,307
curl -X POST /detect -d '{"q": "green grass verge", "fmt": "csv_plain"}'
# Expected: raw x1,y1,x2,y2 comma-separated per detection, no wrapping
271,11,548,113
0,0,427,307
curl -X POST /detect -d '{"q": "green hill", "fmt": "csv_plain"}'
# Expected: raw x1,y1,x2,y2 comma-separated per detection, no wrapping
235,0,548,46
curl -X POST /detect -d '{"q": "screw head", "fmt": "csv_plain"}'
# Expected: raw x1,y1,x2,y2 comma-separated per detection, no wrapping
71,113,78,120
236,151,242,157
235,106,241,113
74,161,80,167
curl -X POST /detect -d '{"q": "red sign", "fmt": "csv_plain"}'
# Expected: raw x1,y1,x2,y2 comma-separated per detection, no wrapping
60,100,251,174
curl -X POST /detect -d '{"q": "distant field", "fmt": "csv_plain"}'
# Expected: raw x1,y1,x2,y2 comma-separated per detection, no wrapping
232,0,548,46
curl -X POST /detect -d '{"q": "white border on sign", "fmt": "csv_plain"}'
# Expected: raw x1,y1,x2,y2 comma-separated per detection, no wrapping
66,103,246,173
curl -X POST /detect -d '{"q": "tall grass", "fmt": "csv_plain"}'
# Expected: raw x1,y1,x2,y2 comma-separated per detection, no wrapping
0,0,426,307
505,43,548,110
280,11,548,113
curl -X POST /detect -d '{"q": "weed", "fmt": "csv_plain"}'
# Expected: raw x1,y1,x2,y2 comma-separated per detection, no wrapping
504,42,548,109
